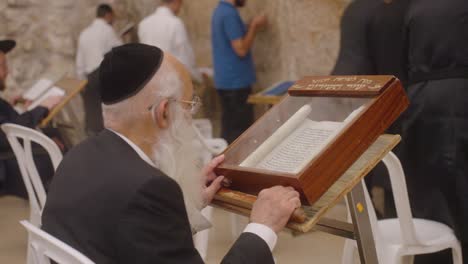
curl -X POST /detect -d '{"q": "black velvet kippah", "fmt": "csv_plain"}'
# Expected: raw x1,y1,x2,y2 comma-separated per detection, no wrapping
99,43,164,105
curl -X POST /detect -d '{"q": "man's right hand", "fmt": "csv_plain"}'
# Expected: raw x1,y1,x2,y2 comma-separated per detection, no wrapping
40,95,64,110
252,14,268,29
250,186,301,233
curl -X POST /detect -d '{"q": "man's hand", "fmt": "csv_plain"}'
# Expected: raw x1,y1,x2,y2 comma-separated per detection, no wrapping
250,186,301,233
40,95,64,110
201,155,225,208
251,14,268,29
232,14,268,58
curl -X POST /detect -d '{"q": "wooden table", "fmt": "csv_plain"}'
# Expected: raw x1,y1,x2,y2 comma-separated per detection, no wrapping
247,81,294,106
247,93,284,105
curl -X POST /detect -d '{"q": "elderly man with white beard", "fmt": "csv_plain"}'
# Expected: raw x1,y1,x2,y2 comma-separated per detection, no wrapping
42,43,301,264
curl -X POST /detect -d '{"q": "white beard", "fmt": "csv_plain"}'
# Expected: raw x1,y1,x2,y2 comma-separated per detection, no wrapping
151,107,211,233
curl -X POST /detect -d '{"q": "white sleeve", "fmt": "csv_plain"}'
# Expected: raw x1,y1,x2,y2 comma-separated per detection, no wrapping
173,20,202,82
243,223,278,252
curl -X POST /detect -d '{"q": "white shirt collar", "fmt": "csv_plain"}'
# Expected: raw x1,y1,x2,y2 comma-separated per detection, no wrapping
155,6,175,17
108,129,156,167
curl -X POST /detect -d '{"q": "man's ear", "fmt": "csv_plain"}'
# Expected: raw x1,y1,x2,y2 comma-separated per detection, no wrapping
155,99,170,129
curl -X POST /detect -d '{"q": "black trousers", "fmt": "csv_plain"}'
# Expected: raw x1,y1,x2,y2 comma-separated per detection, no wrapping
217,87,254,144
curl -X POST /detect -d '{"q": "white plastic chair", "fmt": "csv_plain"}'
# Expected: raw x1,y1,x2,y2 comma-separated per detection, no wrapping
20,220,94,264
342,152,463,264
1,124,63,227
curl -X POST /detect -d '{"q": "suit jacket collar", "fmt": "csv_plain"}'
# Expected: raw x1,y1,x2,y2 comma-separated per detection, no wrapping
106,129,155,167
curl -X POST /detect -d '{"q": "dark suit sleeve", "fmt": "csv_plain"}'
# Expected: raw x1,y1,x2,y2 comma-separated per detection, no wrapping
0,105,49,129
115,176,204,264
0,101,49,151
221,233,275,264
116,176,274,264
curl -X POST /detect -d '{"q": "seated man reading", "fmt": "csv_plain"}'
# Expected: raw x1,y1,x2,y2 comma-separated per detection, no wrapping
42,43,302,263
0,39,63,198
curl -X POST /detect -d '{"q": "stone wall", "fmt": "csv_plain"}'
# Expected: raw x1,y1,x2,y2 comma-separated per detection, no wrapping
0,0,108,143
0,0,350,140
182,0,350,90
0,0,94,96
1,0,350,93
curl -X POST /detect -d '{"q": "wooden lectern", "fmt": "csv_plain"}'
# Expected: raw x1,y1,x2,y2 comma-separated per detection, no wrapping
212,75,409,263
215,76,408,205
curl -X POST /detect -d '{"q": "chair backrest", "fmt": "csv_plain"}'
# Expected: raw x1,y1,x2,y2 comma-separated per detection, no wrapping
1,124,63,226
359,152,420,248
20,220,94,264
347,152,420,263
381,151,420,245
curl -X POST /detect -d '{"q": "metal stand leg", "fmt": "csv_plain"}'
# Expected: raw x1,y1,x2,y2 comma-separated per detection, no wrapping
314,182,380,263
347,183,379,264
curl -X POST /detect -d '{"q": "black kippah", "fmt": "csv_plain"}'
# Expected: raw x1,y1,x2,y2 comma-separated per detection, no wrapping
0,40,16,54
99,43,164,105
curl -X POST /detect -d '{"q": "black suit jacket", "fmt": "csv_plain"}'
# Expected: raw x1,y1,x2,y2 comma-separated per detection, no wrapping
332,0,380,75
42,130,274,264
368,0,409,85
0,98,49,151
333,0,409,85
0,98,51,197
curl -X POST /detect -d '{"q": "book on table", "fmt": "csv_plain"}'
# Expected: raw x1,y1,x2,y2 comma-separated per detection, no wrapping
17,78,66,112
18,77,87,127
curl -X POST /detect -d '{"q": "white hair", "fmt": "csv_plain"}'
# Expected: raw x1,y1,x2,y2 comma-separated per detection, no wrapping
101,58,209,232
151,101,209,232
102,59,183,128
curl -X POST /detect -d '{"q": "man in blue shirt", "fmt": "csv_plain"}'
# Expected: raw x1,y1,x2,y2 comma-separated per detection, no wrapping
211,0,267,143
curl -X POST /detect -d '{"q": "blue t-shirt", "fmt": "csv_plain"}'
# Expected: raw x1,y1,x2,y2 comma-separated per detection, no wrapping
211,1,256,90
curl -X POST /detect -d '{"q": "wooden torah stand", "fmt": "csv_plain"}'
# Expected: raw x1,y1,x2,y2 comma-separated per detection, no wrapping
214,76,408,206
213,134,401,264
212,75,410,264
212,134,400,232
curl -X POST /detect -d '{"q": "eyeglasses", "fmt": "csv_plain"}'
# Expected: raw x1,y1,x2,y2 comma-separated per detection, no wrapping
147,95,202,115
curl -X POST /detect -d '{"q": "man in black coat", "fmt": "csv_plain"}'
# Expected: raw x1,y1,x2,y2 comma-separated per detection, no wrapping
0,39,62,198
42,44,301,263
333,0,410,218
332,0,380,75
367,0,409,86
400,0,468,262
